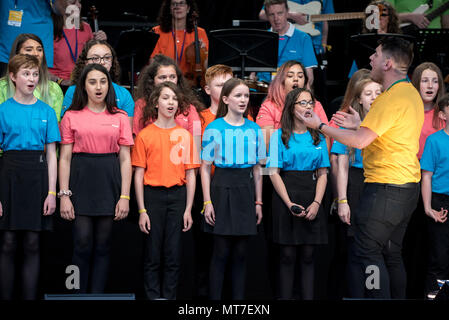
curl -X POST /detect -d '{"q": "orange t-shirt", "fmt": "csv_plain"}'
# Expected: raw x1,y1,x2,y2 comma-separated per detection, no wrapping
150,25,209,76
132,123,200,187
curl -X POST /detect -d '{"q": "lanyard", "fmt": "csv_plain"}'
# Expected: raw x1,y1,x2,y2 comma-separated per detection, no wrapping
386,77,409,91
171,29,187,64
62,29,78,63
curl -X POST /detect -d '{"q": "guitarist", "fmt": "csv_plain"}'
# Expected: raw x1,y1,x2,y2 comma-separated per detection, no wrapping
259,0,335,55
386,0,449,29
257,0,318,89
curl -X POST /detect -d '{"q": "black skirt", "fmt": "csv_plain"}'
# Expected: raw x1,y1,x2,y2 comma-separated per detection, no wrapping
0,150,52,231
272,170,327,245
204,167,257,236
70,153,121,216
347,167,364,237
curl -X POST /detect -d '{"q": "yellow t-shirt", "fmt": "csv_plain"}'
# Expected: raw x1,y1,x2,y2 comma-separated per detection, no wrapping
361,81,424,184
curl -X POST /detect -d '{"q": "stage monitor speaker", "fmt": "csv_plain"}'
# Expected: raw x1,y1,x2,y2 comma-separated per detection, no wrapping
44,293,136,300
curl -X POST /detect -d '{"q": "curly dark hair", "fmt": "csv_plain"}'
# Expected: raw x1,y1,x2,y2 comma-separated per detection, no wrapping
157,0,201,33
280,87,321,147
142,81,188,124
70,39,121,85
135,54,205,128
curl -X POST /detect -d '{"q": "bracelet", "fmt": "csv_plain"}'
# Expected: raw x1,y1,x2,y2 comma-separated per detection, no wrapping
338,199,348,204
318,122,327,131
57,190,72,198
48,191,57,196
57,78,63,85
138,209,147,214
313,200,321,206
120,195,130,200
255,201,263,206
201,200,212,214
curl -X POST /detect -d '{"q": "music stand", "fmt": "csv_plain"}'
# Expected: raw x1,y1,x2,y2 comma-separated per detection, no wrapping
414,29,449,75
115,29,159,94
207,29,278,79
350,33,415,70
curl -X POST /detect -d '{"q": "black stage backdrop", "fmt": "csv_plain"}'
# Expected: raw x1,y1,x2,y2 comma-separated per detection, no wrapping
36,0,437,300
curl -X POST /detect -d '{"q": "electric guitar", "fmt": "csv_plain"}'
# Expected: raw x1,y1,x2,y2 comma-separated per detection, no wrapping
288,1,366,36
400,1,449,32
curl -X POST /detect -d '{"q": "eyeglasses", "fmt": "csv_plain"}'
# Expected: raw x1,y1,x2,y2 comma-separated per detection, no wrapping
294,100,315,107
86,55,113,64
171,1,187,8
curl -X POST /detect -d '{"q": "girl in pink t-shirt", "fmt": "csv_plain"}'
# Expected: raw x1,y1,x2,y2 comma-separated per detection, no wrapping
59,63,133,293
411,62,446,160
49,0,107,86
256,60,329,149
132,54,204,138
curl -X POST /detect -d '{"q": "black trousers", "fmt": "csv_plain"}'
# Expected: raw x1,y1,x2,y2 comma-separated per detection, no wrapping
426,192,449,293
142,185,186,300
348,182,419,299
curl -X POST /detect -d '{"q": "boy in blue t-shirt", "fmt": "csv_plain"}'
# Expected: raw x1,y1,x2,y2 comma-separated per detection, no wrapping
420,94,449,296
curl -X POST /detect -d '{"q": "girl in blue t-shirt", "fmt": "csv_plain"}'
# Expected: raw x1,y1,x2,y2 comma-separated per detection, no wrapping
267,87,329,300
420,94,449,296
0,54,60,300
330,71,381,298
201,78,266,300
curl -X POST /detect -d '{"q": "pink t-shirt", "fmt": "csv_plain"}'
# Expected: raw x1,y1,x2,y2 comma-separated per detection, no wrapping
418,108,445,159
256,99,329,129
49,22,94,80
132,98,201,137
60,107,134,153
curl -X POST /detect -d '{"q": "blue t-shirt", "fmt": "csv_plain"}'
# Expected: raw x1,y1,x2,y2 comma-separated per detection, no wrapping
331,138,363,169
280,0,335,54
0,0,55,66
0,98,61,151
267,128,330,170
201,118,266,168
258,23,317,83
61,82,135,117
420,129,449,196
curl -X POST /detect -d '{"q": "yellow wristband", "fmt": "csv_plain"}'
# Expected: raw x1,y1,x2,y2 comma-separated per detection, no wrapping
338,199,348,204
201,200,212,214
48,191,56,196
120,195,130,200
139,209,147,214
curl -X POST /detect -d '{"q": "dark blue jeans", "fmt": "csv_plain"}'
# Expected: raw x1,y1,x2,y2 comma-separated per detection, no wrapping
348,182,419,299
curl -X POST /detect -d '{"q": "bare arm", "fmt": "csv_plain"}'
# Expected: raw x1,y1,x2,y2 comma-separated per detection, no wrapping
398,12,430,28
183,168,196,232
59,144,75,220
306,68,314,89
304,167,327,220
115,145,132,221
200,161,215,226
43,142,57,215
336,154,351,225
135,167,150,234
422,170,447,223
253,164,263,225
321,21,329,50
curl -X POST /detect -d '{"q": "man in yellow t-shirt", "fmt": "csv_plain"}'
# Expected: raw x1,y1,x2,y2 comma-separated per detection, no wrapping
298,36,423,299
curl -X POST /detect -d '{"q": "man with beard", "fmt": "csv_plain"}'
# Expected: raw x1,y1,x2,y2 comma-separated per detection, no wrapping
298,36,423,299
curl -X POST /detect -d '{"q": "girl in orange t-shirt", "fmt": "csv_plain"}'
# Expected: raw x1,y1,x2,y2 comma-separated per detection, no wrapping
133,54,204,140
132,81,199,300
